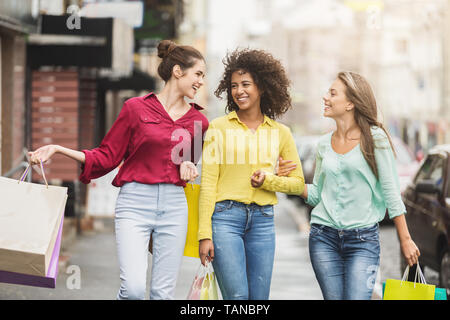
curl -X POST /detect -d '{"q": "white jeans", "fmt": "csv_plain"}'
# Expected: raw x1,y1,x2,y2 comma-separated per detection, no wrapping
114,182,188,300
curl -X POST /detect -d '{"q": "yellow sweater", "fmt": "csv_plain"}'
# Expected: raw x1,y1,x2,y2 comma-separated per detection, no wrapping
198,111,305,240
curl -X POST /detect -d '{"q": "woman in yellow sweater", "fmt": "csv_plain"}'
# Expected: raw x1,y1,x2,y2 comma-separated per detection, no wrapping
197,49,304,300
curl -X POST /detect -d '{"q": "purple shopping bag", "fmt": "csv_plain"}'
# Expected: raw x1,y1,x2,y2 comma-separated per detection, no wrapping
0,216,64,288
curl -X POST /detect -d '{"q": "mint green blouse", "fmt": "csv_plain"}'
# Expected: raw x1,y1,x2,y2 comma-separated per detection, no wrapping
306,127,406,229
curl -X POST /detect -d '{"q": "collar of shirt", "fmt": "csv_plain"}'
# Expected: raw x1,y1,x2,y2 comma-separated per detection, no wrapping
226,110,275,128
143,92,204,111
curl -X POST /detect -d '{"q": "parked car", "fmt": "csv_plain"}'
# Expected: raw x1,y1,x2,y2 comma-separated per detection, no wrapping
402,144,450,294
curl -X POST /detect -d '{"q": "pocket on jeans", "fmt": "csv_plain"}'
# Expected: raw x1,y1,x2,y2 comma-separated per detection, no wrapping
358,227,380,243
260,205,274,217
214,201,231,213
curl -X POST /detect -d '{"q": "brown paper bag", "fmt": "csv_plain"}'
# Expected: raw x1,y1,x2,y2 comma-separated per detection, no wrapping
0,176,68,277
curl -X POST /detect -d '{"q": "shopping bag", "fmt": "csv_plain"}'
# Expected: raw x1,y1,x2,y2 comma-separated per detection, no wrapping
383,262,435,300
187,261,219,300
183,183,200,258
434,287,448,300
148,183,200,257
382,282,448,300
0,215,64,288
0,163,68,278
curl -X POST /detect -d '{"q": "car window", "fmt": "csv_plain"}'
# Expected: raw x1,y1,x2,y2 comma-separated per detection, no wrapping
414,156,435,183
429,158,444,191
414,154,444,186
447,172,450,199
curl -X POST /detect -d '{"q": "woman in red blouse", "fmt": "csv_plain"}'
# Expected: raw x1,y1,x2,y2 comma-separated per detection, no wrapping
29,40,209,300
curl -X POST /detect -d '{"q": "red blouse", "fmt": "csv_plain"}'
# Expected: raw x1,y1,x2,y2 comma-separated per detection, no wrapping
79,92,209,187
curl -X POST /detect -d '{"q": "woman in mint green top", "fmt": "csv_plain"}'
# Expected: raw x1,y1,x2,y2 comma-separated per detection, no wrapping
306,126,406,229
297,71,420,300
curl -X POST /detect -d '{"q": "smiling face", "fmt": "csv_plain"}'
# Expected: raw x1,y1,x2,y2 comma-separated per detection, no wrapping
176,59,206,99
230,70,262,112
323,78,354,119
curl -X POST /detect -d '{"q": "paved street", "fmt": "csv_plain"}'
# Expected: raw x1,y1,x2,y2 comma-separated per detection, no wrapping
0,194,439,300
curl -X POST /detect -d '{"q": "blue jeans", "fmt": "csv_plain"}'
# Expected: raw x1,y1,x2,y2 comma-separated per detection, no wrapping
308,223,380,300
211,200,276,300
115,182,188,300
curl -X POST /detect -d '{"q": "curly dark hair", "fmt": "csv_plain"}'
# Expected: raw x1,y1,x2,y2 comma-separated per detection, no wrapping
214,48,292,119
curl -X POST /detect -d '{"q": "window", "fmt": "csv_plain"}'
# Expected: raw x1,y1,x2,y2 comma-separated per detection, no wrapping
414,156,434,183
414,155,444,190
429,158,444,192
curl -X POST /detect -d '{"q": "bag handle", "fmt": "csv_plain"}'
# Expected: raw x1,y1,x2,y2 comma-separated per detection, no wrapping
19,160,48,189
400,262,427,288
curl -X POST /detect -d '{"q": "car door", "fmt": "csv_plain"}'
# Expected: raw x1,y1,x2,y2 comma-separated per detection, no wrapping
414,155,446,263
427,155,447,265
404,156,434,250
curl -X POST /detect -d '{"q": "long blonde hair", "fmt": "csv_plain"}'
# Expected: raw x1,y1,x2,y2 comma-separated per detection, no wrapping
337,71,396,180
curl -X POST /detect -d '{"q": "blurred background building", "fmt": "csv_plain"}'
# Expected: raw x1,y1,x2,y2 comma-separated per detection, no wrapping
204,0,450,154
0,0,449,239
0,0,187,238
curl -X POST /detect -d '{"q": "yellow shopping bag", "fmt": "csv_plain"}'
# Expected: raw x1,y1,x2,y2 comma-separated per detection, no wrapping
200,271,219,300
384,263,435,300
183,183,200,258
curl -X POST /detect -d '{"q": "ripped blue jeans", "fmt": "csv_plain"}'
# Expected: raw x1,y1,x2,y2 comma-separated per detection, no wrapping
308,223,380,300
211,200,276,300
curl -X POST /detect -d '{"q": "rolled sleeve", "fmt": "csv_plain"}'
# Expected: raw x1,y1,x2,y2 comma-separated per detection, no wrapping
374,133,407,219
305,184,320,207
305,152,322,207
79,150,94,184
78,101,132,184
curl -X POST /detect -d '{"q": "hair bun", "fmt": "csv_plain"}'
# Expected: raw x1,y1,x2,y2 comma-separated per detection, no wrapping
157,40,178,59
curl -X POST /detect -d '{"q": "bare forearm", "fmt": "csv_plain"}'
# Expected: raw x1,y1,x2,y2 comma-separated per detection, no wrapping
56,145,86,164
300,184,308,199
393,213,421,266
393,214,412,242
